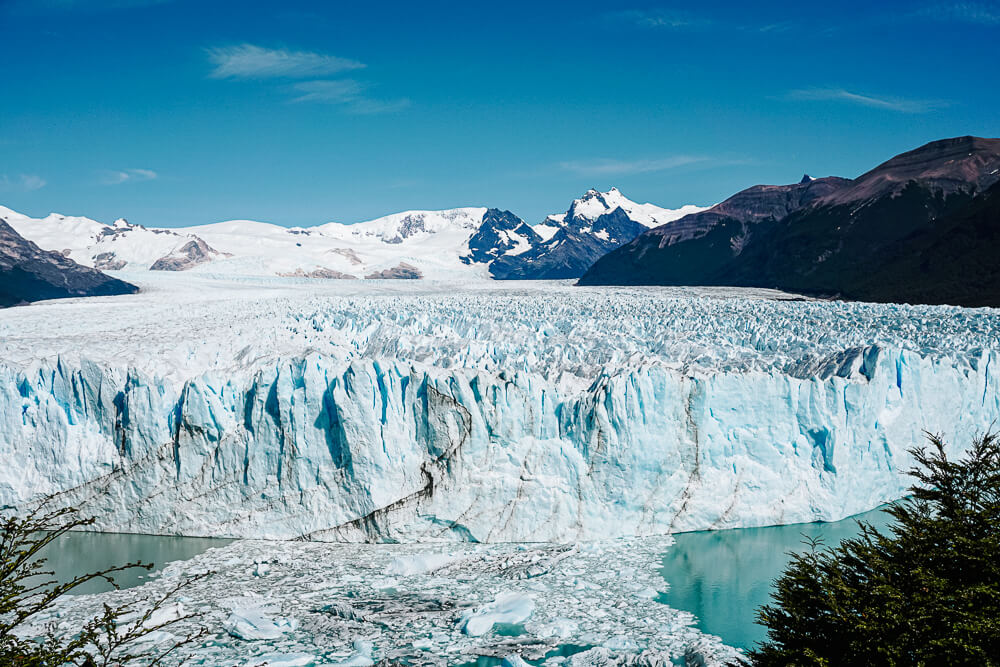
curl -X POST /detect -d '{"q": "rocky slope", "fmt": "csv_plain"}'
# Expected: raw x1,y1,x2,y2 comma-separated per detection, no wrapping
492,189,706,279
579,136,1000,306
0,218,137,307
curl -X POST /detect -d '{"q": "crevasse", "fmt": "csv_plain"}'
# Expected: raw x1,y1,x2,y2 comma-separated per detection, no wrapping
3,345,997,542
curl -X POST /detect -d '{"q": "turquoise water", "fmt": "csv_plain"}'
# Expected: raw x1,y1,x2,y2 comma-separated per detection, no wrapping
37,531,233,595
35,508,897,651
658,506,895,650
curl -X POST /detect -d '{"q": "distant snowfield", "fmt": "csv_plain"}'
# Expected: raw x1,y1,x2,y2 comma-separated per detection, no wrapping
1,190,709,282
1,273,998,542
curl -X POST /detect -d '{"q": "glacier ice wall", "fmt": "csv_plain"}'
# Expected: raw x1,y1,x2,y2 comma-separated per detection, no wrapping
2,344,997,541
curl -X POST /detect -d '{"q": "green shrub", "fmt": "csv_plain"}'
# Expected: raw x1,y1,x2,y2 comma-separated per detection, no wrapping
746,432,1000,666
0,504,204,666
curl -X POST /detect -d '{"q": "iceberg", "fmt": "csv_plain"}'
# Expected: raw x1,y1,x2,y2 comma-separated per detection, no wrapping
458,592,536,636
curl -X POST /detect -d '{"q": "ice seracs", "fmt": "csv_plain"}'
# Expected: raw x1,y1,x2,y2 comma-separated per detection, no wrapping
0,273,997,542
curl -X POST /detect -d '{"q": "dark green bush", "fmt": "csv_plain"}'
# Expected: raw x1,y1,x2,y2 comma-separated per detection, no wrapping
747,432,1000,666
0,504,204,666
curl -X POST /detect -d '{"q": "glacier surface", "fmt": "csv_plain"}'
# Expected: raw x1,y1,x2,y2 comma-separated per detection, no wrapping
1,273,998,541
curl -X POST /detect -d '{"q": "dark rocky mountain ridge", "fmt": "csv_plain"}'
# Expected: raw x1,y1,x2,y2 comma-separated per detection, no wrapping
491,193,650,279
0,219,138,308
579,136,1000,307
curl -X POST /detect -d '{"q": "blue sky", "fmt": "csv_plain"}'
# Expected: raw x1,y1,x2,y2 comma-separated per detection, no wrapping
2,0,999,227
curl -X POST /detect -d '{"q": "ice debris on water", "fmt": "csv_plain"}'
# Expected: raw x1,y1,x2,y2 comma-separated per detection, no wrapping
458,591,535,636
30,536,743,665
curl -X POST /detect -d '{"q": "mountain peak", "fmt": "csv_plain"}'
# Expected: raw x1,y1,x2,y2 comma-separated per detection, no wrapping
559,188,709,229
822,135,1000,206
800,174,813,184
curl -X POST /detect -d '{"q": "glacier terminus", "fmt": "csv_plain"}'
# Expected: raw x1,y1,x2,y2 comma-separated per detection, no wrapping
1,272,997,543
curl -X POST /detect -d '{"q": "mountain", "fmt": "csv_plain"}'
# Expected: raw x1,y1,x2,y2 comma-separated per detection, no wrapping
579,136,1000,307
4,206,496,280
492,188,709,279
5,189,706,282
0,217,137,308
461,208,542,264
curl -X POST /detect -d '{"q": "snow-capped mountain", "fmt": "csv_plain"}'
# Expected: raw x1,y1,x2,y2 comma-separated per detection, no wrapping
580,136,1000,307
538,187,707,235
492,189,709,280
2,188,707,282
0,216,137,307
2,206,498,280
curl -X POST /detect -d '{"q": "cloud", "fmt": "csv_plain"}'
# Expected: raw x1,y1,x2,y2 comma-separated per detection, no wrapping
0,174,46,192
289,80,410,114
289,79,365,102
207,44,365,79
557,156,708,177
605,8,710,29
913,2,1000,24
785,88,948,113
100,168,158,185
208,43,406,114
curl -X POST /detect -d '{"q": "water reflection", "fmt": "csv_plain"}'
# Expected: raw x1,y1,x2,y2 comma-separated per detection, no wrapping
659,506,895,649
37,531,233,595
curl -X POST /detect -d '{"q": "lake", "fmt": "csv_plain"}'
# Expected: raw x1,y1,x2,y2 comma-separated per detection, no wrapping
658,505,895,649
36,531,234,595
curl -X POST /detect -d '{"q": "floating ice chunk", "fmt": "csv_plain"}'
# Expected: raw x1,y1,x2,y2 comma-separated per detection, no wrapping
115,602,184,632
329,640,374,666
132,630,175,646
634,586,659,599
458,591,535,636
244,653,315,667
533,616,579,638
224,605,298,640
684,638,745,666
502,655,531,667
385,553,457,576
321,600,367,622
603,634,640,651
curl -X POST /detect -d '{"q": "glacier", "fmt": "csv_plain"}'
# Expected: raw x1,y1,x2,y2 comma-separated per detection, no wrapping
1,272,998,541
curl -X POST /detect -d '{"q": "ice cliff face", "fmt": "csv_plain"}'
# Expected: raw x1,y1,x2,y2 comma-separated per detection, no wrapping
1,275,998,541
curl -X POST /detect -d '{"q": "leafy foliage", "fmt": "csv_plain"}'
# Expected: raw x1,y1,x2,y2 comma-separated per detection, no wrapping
0,504,206,666
746,432,1000,666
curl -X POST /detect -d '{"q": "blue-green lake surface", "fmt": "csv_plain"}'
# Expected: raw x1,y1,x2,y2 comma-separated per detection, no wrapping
658,506,895,649
39,531,233,595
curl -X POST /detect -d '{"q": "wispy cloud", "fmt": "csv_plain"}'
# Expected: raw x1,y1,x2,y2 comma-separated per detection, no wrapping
0,174,46,192
207,44,365,79
913,2,1000,24
100,168,158,185
289,80,409,114
786,88,948,113
206,43,406,114
605,8,711,29
557,156,708,177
